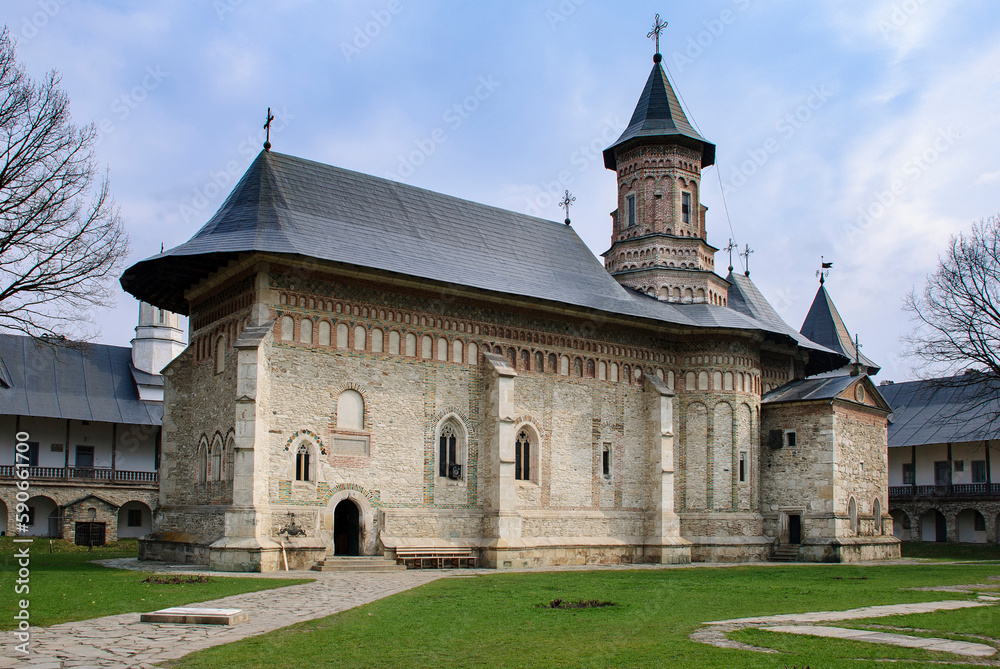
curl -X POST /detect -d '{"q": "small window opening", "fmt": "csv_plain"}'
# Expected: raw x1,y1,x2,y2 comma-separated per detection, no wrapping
785,431,796,448
515,431,531,481
627,194,636,227
295,444,311,481
739,452,747,483
682,192,691,224
602,443,612,479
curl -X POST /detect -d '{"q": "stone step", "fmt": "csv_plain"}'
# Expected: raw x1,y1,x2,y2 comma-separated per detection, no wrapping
769,544,801,562
311,556,406,572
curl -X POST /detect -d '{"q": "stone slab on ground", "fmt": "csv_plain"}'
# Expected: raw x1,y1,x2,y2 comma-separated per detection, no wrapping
762,625,997,658
706,599,993,625
140,607,248,625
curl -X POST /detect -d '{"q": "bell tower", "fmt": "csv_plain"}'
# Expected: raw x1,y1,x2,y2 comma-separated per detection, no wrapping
601,33,730,306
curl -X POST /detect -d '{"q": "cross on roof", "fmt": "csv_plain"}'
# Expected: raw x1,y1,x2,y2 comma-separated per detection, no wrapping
740,244,754,277
263,107,275,151
647,13,668,59
724,238,737,273
559,190,576,225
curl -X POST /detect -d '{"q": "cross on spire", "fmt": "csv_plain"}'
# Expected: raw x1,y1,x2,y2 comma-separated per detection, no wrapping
559,190,576,226
725,238,737,273
817,256,833,285
647,13,668,62
740,244,754,277
263,107,275,151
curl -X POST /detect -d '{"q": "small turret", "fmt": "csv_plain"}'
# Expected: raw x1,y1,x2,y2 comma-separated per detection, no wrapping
131,301,185,376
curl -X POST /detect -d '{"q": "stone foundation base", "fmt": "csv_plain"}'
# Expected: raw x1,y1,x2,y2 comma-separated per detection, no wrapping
139,534,329,572
798,536,901,563
687,535,772,562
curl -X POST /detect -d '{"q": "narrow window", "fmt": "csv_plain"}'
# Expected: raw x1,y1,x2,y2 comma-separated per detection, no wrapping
682,192,691,224
295,444,311,481
627,194,636,227
438,424,461,478
739,452,747,483
602,443,611,479
515,430,531,481
158,309,165,324
972,460,987,483
902,462,915,485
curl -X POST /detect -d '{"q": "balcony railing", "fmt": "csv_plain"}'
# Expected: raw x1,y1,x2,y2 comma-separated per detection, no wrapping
889,483,1000,498
0,465,158,484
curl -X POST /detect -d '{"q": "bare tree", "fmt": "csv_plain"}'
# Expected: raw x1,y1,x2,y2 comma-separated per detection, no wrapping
903,214,1000,430
0,28,129,338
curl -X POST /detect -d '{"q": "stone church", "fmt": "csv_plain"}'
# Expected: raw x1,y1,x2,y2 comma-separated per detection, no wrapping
121,47,900,571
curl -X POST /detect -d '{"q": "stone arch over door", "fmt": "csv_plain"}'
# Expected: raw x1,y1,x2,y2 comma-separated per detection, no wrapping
889,509,912,541
324,488,377,556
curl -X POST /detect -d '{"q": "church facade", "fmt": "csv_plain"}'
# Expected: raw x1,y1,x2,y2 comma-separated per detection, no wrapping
121,50,900,571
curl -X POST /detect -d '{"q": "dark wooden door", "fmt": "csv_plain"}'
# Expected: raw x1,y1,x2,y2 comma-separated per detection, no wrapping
788,514,801,544
333,500,360,555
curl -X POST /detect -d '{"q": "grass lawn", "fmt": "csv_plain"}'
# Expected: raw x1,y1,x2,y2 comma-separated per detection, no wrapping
899,541,1000,561
0,537,311,629
166,562,1000,669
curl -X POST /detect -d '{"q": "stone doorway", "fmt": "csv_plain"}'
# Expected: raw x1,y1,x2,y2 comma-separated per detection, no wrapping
333,499,361,555
788,514,802,544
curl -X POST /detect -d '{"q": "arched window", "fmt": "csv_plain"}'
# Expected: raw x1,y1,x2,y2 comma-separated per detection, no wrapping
300,319,313,344
336,323,349,349
548,353,557,373
389,330,401,354
354,326,366,351
560,356,570,376
295,444,311,481
280,315,294,341
371,328,384,353
848,497,858,535
610,362,619,382
573,357,583,377
599,361,607,380
197,438,208,483
214,335,226,374
535,351,544,372
210,437,222,482
872,498,882,535
337,390,365,431
438,338,449,361
224,435,235,482
520,350,530,371
318,321,332,346
515,430,532,482
468,341,479,364
453,340,464,363
406,333,417,356
437,419,466,480
421,335,433,358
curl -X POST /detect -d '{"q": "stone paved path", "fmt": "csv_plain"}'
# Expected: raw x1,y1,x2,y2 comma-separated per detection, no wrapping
1,568,444,669
762,625,997,658
692,597,1000,658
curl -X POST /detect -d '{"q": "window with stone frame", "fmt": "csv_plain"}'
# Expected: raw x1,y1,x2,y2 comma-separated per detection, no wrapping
295,444,311,481
224,436,235,482
601,442,612,480
210,438,223,482
197,438,208,483
515,429,535,482
437,420,465,480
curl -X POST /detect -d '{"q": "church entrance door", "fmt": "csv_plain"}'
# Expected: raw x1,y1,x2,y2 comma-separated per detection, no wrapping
788,514,801,544
333,500,361,555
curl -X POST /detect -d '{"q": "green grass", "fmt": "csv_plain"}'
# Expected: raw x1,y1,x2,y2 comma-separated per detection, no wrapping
166,563,1000,669
899,541,1000,561
0,537,311,629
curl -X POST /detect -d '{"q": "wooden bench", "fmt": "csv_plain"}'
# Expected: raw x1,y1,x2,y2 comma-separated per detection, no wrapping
394,547,476,569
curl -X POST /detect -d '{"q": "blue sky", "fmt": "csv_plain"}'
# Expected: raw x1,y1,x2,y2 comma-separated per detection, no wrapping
6,0,1000,381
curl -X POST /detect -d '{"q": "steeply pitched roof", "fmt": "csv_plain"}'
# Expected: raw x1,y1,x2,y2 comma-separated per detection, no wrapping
800,284,879,373
879,376,1000,447
762,374,890,412
0,335,162,425
119,151,844,372
603,59,715,170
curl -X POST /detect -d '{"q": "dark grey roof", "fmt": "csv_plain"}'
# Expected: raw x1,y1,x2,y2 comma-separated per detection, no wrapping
130,366,163,388
762,374,890,411
800,284,879,373
879,376,1000,447
121,151,845,373
0,334,162,425
603,59,715,170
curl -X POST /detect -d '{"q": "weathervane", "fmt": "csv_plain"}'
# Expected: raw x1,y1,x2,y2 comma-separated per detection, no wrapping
817,256,833,285
647,13,668,62
740,244,754,277
263,107,275,151
559,190,576,226
724,238,737,273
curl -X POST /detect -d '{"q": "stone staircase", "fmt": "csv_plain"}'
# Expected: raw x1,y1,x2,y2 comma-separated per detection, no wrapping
310,556,406,572
769,544,801,562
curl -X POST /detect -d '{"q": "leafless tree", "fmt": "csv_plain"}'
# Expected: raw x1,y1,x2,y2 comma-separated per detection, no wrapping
0,28,129,339
903,214,1000,430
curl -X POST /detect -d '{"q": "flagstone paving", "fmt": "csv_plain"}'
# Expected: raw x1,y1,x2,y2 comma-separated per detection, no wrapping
762,625,997,658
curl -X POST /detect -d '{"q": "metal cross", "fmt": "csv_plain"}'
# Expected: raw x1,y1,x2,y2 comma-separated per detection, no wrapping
263,107,275,151
559,190,576,225
724,238,737,272
817,256,833,285
740,244,754,277
854,334,862,366
647,13,668,54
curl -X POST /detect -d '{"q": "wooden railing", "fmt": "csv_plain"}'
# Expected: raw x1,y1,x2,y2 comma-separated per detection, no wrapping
0,465,158,484
889,483,1000,498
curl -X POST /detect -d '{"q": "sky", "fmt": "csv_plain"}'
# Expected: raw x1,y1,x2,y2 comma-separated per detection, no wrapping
5,0,1000,382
